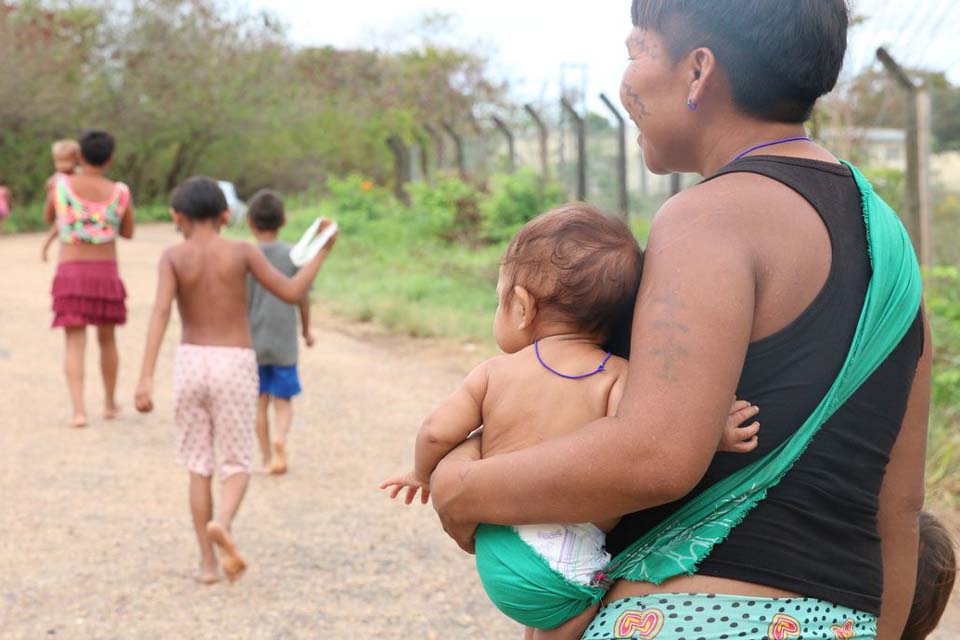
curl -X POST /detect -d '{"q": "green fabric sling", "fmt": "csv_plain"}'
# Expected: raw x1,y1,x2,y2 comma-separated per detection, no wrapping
473,162,923,630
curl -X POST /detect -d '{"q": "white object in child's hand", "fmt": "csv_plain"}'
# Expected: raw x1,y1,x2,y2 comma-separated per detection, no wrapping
290,218,338,267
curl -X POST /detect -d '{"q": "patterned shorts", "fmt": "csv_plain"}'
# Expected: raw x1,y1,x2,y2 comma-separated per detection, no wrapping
174,344,258,479
580,593,876,640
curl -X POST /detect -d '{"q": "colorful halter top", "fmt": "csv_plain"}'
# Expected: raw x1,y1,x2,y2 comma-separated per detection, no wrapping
55,174,130,245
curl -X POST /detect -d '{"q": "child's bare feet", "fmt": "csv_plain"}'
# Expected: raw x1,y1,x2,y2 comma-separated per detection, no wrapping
192,566,220,585
269,441,287,475
206,522,246,582
103,404,121,420
70,414,88,429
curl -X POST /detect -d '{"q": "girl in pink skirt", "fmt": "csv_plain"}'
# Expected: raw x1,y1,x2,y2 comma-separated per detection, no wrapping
0,182,11,234
43,130,136,428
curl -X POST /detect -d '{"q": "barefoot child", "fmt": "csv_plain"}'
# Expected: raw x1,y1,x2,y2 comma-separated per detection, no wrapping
41,139,81,262
381,204,761,639
44,130,134,428
245,191,314,475
134,177,336,584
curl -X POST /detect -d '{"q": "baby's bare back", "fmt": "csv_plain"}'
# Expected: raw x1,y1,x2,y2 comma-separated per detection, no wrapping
480,344,626,460
168,236,254,347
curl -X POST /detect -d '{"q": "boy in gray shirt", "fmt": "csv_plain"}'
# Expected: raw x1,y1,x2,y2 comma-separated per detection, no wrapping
246,191,316,474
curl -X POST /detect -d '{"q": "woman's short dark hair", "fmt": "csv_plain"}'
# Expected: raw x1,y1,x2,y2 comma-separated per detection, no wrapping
902,512,957,640
632,0,849,123
79,129,116,166
247,190,285,231
171,177,228,221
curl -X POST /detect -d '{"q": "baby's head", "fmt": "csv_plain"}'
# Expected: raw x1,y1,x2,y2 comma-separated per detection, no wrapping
51,139,80,174
247,190,285,234
903,511,957,640
78,130,115,168
495,204,644,357
170,177,229,229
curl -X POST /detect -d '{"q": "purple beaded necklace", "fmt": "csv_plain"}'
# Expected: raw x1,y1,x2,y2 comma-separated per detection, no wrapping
534,339,613,380
733,136,812,163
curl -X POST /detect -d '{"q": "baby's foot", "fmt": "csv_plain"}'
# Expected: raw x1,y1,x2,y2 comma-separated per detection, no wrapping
206,522,246,583
269,442,287,475
103,404,121,420
70,414,88,429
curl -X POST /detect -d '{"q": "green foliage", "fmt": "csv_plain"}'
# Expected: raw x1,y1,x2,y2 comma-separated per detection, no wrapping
862,167,906,211
407,174,482,240
924,267,960,503
480,168,566,241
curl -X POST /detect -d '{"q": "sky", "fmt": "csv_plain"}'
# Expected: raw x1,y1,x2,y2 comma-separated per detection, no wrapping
248,0,960,114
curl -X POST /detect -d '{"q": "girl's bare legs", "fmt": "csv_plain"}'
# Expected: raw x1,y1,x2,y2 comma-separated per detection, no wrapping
64,327,87,427
206,472,250,582
255,394,271,470
269,398,292,475
97,324,120,419
189,472,218,584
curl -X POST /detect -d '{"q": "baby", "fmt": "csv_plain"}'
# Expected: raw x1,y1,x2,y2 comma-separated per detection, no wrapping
135,177,336,583
41,139,81,262
382,204,760,639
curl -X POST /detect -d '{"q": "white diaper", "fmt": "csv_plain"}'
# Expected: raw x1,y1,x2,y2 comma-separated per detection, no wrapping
514,522,611,586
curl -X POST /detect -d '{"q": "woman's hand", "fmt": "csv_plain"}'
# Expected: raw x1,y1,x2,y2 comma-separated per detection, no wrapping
431,435,483,554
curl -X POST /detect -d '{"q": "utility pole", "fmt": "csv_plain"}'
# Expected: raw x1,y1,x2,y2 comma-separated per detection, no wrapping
877,47,932,266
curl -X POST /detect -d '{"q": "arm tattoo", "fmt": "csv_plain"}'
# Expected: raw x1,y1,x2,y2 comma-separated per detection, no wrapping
621,82,651,119
648,295,689,381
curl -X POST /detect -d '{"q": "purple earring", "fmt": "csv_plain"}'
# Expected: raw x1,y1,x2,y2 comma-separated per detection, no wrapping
687,99,699,112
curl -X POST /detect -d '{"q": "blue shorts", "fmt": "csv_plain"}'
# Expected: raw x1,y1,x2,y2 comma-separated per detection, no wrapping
258,365,302,399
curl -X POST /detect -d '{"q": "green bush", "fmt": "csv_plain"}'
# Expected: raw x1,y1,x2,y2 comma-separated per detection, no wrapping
924,266,960,503
324,174,401,231
480,168,566,241
407,174,482,240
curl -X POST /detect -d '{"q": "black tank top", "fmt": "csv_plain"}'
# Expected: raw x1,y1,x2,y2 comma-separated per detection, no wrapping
606,156,924,614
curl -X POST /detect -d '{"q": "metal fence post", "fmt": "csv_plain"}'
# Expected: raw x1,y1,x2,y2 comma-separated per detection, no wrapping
386,135,411,205
441,121,466,179
524,104,550,180
599,92,628,219
491,116,516,173
560,97,586,200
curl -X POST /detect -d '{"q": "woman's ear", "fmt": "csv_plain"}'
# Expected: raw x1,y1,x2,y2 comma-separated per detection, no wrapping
513,285,538,330
687,47,718,108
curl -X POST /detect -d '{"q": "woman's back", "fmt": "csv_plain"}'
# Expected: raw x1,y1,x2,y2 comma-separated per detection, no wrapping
606,156,925,614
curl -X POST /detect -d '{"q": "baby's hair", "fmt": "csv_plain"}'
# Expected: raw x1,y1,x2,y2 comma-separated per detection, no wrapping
502,203,644,358
79,129,115,167
903,511,957,640
171,177,229,221
51,139,80,161
247,190,285,231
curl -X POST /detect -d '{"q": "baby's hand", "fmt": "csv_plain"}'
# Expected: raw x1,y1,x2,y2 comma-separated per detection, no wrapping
135,378,154,413
719,398,760,453
379,471,431,505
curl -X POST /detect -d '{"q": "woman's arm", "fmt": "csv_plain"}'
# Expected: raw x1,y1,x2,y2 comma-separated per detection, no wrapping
432,192,757,550
876,310,932,639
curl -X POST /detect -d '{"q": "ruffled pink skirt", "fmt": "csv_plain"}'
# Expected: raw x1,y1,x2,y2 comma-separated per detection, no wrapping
51,260,127,328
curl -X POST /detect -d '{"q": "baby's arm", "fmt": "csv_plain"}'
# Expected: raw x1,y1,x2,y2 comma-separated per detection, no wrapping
40,226,57,263
245,220,337,303
381,361,490,505
135,251,177,413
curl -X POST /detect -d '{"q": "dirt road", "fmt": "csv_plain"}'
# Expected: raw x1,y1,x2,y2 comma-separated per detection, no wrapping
1,225,957,639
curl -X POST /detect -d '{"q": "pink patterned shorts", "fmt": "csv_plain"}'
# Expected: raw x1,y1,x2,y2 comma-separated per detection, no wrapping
174,344,258,479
